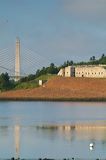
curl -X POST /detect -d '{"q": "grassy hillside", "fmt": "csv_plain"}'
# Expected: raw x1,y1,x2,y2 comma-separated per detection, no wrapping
15,74,56,89
35,74,56,81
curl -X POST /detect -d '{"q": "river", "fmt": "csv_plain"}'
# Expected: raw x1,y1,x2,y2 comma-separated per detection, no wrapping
0,101,106,159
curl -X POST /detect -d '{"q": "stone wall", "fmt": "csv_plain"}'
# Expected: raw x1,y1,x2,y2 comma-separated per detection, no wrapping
57,68,65,76
75,66,106,78
65,66,71,77
58,65,106,78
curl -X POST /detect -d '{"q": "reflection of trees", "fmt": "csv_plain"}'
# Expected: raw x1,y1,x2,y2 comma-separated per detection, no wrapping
36,126,58,140
36,125,75,142
36,124,106,142
0,126,9,137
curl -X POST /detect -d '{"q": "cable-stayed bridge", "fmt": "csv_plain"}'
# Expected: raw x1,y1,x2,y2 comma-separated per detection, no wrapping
0,38,50,81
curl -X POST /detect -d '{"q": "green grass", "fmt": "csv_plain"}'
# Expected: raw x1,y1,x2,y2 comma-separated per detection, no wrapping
35,74,56,81
15,81,39,89
15,74,56,90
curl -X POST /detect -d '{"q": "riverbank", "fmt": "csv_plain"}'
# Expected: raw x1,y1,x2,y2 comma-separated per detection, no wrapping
0,77,106,101
0,97,106,101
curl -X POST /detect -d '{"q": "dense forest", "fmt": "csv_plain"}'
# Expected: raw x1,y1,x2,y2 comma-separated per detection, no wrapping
1,54,106,91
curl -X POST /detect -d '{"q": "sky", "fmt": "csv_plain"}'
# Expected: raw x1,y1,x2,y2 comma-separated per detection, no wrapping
0,0,106,70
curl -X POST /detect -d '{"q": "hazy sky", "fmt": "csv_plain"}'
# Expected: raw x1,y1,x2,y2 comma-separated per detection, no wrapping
0,0,106,66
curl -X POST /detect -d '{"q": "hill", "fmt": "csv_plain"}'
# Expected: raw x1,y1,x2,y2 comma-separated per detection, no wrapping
15,74,56,89
0,76,106,101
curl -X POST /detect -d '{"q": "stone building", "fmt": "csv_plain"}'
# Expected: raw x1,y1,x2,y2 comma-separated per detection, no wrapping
58,65,106,78
58,68,65,76
75,65,106,78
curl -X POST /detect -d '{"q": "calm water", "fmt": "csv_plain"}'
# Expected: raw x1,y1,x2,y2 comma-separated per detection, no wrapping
0,101,106,159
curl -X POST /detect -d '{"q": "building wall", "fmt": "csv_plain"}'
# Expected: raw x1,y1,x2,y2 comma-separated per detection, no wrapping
58,65,106,78
65,66,71,77
57,68,65,76
75,66,106,78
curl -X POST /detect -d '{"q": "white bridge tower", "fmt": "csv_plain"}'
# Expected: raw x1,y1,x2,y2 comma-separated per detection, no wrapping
15,37,20,81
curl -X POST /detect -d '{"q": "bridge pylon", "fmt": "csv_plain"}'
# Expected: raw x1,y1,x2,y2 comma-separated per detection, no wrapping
15,37,20,81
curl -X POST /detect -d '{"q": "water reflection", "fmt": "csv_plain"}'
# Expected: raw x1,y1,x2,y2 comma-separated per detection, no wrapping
35,124,106,141
14,125,20,159
0,102,106,158
0,124,106,158
0,126,9,137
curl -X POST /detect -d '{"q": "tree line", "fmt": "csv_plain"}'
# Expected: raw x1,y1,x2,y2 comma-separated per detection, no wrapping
1,53,106,90
61,54,106,67
0,73,14,91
